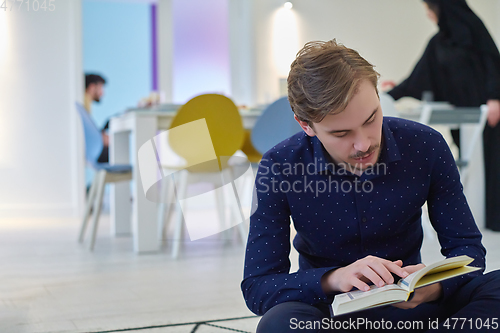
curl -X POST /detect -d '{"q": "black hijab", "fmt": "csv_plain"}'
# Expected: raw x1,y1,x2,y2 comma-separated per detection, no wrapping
424,0,499,56
388,0,500,104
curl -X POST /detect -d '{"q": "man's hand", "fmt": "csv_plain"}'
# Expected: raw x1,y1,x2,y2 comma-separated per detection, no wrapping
392,263,443,309
321,256,410,294
102,133,110,147
487,99,500,127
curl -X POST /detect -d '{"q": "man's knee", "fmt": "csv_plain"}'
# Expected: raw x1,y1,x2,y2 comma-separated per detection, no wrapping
476,270,500,295
461,270,500,302
256,302,328,333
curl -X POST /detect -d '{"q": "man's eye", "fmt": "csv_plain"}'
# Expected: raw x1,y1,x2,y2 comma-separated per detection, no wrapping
366,116,376,124
333,132,348,138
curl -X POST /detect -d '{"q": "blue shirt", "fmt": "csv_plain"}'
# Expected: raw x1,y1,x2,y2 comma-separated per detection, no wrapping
241,117,486,316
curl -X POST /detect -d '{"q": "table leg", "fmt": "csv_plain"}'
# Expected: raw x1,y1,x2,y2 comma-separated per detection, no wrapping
110,130,132,236
131,115,160,253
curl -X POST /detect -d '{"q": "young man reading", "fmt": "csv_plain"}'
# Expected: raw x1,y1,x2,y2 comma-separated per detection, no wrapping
241,40,500,332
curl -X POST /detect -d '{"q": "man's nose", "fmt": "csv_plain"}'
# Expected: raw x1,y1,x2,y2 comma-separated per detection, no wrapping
353,131,371,153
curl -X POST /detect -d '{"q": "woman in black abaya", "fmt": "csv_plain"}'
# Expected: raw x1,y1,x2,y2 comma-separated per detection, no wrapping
385,0,500,231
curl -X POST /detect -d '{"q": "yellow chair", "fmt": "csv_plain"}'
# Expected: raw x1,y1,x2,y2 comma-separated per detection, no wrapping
157,94,249,258
241,129,262,163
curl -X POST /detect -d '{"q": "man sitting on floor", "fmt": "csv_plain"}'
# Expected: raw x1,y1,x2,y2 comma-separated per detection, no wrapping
241,39,500,332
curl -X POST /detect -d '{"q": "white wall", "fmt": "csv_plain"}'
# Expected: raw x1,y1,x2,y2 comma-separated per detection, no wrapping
158,0,173,103
229,0,256,106
250,0,499,105
158,0,498,105
0,1,83,219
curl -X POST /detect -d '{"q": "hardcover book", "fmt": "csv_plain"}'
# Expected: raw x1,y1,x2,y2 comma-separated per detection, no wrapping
331,255,480,316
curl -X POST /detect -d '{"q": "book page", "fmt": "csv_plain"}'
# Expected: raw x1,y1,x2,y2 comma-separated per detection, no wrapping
415,266,480,289
397,270,419,291
333,284,409,316
340,283,404,301
425,259,473,275
397,255,474,291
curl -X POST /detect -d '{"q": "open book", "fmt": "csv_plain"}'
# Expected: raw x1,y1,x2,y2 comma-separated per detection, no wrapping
331,255,480,316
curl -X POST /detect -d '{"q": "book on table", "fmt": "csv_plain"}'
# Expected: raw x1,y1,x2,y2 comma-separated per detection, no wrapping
331,255,480,316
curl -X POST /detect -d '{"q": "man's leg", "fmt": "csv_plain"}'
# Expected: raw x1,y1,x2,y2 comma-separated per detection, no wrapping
433,270,500,332
258,301,448,333
97,146,109,163
256,302,346,333
343,301,449,333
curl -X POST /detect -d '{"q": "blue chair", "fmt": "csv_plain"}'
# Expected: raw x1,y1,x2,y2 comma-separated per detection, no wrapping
76,103,132,250
251,97,303,155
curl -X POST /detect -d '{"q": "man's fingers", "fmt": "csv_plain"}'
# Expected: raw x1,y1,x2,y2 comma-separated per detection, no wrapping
350,278,371,292
402,263,425,275
341,256,410,293
361,266,387,288
366,261,396,286
385,261,410,279
366,259,408,285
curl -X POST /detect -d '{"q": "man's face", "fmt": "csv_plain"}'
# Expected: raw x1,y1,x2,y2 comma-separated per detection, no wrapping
88,82,104,102
296,79,383,173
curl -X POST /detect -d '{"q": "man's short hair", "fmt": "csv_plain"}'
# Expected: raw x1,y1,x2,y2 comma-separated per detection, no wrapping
287,39,380,125
85,74,106,90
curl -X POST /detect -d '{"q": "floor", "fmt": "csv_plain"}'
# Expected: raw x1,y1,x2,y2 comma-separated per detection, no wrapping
1,207,499,333
0,214,259,333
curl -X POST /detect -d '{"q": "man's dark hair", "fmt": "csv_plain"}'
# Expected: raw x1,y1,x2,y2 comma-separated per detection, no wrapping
85,74,106,90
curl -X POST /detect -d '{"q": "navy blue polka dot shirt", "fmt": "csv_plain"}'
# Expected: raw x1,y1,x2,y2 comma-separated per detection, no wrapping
241,117,486,316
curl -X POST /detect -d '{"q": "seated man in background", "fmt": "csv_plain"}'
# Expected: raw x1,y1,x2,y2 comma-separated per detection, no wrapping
241,39,500,332
84,73,109,163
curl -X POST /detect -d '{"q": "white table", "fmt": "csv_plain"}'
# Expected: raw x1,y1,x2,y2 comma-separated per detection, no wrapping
398,104,487,228
108,108,262,253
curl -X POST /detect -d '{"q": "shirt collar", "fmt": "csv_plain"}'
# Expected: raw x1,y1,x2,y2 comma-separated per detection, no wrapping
311,117,402,175
379,119,401,165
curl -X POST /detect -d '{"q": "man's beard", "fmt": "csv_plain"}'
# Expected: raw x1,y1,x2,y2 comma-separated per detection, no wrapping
349,143,380,160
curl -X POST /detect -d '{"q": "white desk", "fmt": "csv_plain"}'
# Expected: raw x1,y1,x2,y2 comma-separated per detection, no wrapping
108,108,262,253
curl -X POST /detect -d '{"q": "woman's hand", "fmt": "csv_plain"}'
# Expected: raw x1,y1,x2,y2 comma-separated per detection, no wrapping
380,80,396,91
487,99,500,127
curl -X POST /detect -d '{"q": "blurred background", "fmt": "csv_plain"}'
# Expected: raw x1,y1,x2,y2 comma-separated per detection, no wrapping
1,0,498,219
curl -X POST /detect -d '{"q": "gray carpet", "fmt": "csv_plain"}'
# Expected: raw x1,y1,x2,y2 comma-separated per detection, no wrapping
90,316,260,333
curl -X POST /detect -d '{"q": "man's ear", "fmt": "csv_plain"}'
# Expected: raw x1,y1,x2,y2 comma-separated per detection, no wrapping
294,115,316,137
